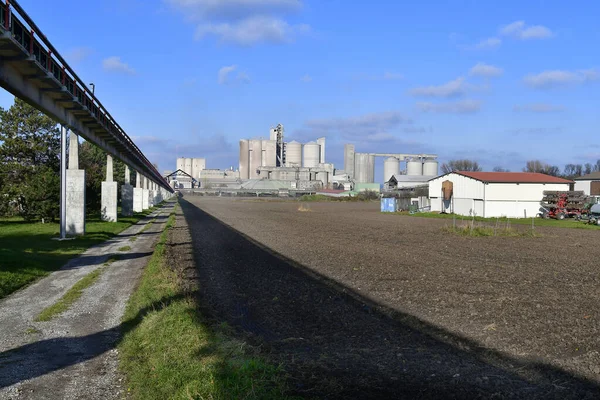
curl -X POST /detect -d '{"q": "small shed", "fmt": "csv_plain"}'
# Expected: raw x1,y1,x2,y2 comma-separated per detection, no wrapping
574,172,600,196
429,171,573,218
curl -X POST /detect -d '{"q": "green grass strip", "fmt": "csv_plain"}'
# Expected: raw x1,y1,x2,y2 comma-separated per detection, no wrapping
0,209,156,300
395,211,600,230
119,204,295,400
35,267,104,322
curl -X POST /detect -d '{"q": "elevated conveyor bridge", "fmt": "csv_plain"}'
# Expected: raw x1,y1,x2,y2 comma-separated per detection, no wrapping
0,0,171,191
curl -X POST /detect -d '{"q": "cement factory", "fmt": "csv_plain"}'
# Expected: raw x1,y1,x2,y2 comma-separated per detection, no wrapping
166,123,439,195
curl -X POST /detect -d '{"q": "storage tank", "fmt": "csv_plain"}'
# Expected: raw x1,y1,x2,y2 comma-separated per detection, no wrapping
423,159,439,176
248,140,262,178
192,158,205,179
344,144,355,178
406,160,423,176
176,157,185,173
239,140,249,180
354,153,375,183
383,157,400,182
316,137,325,163
184,158,193,176
262,140,277,167
303,142,320,168
285,141,302,166
367,154,375,183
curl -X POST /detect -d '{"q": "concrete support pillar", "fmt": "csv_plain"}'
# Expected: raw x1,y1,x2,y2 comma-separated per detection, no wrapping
66,131,85,235
68,132,79,170
133,171,144,213
148,180,155,208
142,176,149,210
122,165,133,217
101,154,117,222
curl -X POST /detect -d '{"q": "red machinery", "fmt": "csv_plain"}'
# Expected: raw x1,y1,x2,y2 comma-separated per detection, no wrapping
540,191,588,220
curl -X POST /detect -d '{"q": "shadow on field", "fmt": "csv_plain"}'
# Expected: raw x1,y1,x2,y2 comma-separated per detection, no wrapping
179,198,600,400
0,294,185,389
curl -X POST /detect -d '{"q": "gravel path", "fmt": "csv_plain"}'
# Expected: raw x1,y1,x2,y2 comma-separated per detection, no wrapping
0,203,174,400
180,196,600,399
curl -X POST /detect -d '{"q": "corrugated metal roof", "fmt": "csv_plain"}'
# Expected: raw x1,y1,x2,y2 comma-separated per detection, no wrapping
454,171,573,184
574,171,600,181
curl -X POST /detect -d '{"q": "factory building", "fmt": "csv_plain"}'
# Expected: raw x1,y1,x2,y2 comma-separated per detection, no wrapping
574,172,600,196
239,124,329,189
343,144,438,184
176,157,206,180
429,171,573,218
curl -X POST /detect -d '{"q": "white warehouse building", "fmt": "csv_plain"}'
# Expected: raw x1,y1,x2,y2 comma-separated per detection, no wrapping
429,171,573,218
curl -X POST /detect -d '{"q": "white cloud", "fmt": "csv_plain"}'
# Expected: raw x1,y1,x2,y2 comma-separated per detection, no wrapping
166,0,301,19
166,0,308,46
500,20,554,40
217,65,250,85
469,62,503,78
523,69,599,89
416,99,482,114
195,16,308,45
513,103,565,113
301,74,312,83
66,47,92,63
472,37,502,50
102,56,136,74
297,111,412,141
409,77,469,98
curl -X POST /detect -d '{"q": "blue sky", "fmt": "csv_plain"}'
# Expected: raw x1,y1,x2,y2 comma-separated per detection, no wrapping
2,0,599,180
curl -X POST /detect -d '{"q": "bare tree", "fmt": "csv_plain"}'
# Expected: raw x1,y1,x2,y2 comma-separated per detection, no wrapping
524,160,561,176
441,159,482,174
492,166,510,172
584,163,593,175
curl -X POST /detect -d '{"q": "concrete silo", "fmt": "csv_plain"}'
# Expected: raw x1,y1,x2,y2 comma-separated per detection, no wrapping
406,159,423,176
261,140,277,167
285,141,302,167
303,142,320,168
239,140,249,180
354,153,375,183
176,157,185,172
184,158,193,176
344,144,355,178
383,157,400,182
249,139,263,178
422,159,439,176
192,158,205,179
316,137,325,163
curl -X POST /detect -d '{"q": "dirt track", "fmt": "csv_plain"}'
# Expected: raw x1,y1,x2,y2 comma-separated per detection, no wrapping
179,196,600,399
0,204,173,400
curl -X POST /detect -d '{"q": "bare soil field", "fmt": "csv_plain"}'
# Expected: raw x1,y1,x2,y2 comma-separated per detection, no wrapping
179,195,600,399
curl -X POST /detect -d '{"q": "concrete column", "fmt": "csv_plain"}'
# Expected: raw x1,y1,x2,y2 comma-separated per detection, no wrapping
142,176,149,210
101,154,117,222
66,131,85,235
122,165,133,216
148,180,155,208
68,131,79,170
133,172,144,213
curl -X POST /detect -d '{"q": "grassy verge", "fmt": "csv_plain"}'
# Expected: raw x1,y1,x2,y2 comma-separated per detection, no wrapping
35,267,104,321
119,207,295,400
299,191,379,202
0,206,160,300
395,211,600,230
443,225,540,237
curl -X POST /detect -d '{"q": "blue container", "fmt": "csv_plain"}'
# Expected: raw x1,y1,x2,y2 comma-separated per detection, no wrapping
380,198,397,213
